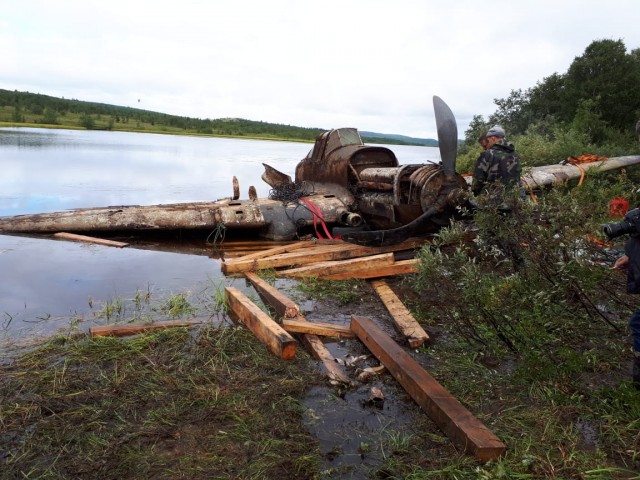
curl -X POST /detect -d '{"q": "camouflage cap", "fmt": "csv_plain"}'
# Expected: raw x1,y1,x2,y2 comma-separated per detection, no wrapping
486,125,505,138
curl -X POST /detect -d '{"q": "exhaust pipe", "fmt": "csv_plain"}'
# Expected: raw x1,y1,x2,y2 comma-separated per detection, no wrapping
339,210,363,227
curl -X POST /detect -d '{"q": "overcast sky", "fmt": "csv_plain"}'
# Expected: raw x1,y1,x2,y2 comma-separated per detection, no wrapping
2,0,639,139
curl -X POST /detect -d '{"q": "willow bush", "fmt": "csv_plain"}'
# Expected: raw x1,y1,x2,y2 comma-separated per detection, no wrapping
413,173,639,364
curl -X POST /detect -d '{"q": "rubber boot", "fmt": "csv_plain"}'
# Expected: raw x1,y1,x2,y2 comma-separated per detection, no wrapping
633,354,640,391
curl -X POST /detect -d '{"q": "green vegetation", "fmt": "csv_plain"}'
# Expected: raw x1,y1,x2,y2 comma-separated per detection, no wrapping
0,89,325,142
0,89,434,146
458,39,640,173
0,327,321,479
401,172,640,478
2,37,640,479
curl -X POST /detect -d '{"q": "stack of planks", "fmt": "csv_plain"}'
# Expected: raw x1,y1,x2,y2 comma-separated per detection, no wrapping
221,238,425,279
224,270,506,462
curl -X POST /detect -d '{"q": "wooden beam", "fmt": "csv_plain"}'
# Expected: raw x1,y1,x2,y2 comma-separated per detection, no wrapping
369,280,429,348
227,240,315,263
244,272,300,318
240,273,351,382
280,253,394,278
282,318,356,338
53,232,129,248
222,239,425,274
321,259,418,280
350,316,506,462
90,319,204,337
225,287,297,360
222,242,353,274
300,334,352,384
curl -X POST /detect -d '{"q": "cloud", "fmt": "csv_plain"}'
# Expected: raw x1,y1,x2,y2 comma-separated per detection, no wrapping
2,0,640,138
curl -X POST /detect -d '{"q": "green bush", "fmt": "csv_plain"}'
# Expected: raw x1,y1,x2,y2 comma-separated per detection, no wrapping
413,176,638,362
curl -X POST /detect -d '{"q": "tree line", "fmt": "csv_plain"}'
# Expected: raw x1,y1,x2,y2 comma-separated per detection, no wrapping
465,39,640,148
0,89,326,141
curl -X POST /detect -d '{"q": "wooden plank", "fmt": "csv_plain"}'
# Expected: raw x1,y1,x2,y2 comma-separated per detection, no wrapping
321,259,418,280
225,287,297,360
279,253,394,278
222,239,424,274
282,318,356,338
244,272,300,318
240,273,351,382
369,280,429,348
350,316,506,462
242,273,352,383
222,242,353,274
227,240,315,263
90,319,204,337
300,334,352,384
53,232,129,248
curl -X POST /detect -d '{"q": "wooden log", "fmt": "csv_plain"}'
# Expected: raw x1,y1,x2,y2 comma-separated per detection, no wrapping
90,319,204,337
350,316,506,462
300,334,352,385
244,272,301,318
282,318,356,338
53,232,129,248
369,280,429,348
321,258,418,280
225,287,297,360
222,239,424,274
279,253,395,278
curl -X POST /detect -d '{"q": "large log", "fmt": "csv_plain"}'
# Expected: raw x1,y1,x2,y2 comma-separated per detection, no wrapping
225,287,297,360
522,155,640,190
351,316,506,462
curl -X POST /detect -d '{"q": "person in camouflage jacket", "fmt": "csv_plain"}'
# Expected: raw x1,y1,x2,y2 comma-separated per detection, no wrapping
471,125,522,205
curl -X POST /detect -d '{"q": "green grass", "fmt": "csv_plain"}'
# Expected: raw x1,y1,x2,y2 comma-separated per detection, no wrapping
0,326,321,479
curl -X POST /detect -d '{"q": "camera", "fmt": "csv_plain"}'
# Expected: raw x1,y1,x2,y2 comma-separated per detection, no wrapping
602,208,640,239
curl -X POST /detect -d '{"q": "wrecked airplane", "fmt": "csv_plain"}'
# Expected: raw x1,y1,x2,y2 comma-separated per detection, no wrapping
0,96,639,246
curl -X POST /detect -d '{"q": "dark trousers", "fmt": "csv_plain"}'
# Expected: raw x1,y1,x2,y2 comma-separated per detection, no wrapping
630,308,640,353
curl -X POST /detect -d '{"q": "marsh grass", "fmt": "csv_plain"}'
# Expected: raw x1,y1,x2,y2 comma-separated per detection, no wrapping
0,326,321,479
296,277,367,305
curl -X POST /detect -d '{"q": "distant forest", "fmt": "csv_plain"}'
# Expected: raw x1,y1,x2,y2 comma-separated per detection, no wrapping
0,89,431,146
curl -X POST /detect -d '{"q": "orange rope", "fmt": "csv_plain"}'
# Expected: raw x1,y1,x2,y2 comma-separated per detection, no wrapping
564,154,608,187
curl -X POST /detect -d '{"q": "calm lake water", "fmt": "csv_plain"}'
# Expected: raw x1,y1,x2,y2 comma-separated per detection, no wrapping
0,127,439,347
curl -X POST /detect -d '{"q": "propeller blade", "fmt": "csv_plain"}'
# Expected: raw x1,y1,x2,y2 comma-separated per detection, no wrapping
433,96,458,175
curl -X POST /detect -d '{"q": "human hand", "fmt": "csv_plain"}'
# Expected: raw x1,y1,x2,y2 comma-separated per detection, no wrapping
613,255,629,270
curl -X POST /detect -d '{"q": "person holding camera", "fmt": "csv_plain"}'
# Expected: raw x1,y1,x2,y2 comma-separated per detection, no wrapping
610,208,640,389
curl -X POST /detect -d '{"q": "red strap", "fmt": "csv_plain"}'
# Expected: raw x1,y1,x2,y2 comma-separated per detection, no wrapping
301,197,333,240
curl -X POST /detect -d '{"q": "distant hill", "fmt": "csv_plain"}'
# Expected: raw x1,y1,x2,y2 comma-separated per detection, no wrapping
0,89,437,146
360,131,438,147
